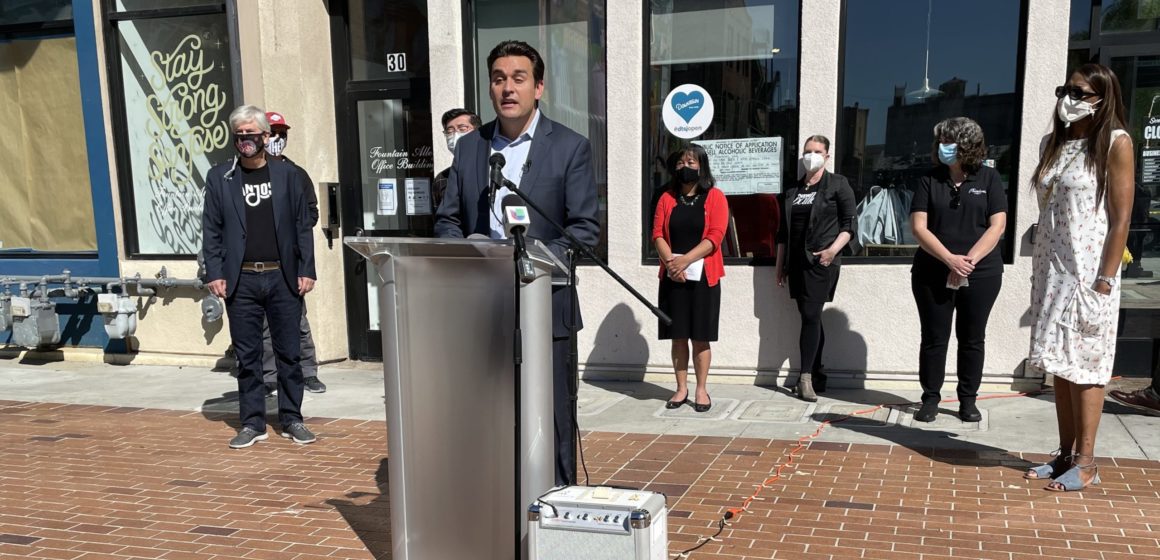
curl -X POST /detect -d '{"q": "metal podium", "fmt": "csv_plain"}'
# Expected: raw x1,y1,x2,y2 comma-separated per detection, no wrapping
344,237,561,560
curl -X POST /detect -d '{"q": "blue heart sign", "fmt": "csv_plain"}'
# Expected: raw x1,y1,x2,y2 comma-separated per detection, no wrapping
662,84,714,139
671,91,704,123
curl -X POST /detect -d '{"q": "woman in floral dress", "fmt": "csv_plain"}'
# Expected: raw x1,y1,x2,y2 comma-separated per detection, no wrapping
1027,63,1134,491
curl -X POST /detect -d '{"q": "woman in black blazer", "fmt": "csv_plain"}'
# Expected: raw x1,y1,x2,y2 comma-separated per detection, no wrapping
775,135,857,402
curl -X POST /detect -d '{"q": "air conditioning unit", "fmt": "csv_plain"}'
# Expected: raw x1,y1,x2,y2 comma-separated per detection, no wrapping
528,486,667,560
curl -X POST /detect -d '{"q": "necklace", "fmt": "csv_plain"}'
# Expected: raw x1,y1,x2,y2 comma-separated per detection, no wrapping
678,192,701,206
1042,142,1085,206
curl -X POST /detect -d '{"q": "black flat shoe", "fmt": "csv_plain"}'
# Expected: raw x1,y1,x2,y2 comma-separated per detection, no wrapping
914,401,939,423
692,396,712,413
959,402,982,423
665,390,689,409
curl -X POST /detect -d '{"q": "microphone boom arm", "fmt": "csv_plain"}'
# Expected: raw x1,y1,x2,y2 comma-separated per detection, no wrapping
502,179,672,326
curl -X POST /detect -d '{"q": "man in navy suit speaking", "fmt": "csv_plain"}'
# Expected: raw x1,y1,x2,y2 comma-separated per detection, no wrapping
202,105,318,449
435,40,600,486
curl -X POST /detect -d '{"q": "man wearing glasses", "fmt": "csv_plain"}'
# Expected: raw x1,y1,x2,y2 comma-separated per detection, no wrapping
434,108,483,211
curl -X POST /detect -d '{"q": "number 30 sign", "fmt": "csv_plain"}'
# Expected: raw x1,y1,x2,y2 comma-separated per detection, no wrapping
386,53,407,72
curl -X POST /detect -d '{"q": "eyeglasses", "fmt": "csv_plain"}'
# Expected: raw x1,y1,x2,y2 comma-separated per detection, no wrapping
950,189,961,210
1055,85,1098,101
443,124,474,135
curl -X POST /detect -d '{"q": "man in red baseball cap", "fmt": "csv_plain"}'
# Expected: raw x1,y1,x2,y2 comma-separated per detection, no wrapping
250,111,326,394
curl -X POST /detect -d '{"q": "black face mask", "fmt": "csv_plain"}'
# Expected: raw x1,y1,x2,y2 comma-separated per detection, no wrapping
677,166,700,185
234,132,264,157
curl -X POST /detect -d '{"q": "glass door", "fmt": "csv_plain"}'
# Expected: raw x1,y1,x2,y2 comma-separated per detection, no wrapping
344,91,434,359
331,0,432,359
1105,48,1160,282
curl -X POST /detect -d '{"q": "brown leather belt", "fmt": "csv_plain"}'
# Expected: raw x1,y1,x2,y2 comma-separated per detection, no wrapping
241,261,280,272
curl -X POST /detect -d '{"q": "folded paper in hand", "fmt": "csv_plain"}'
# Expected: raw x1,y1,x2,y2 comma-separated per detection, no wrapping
674,254,704,282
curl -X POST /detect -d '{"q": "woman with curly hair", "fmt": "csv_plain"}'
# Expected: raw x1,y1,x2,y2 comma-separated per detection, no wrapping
910,117,1008,424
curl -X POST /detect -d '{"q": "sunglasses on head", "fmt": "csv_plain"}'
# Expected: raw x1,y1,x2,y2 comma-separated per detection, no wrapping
1055,85,1098,101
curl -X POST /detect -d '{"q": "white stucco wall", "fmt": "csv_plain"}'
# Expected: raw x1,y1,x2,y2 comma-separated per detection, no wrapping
428,0,468,174
576,0,1072,382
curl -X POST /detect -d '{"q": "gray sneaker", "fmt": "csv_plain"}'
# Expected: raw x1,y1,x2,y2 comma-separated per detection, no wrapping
280,422,317,444
229,427,268,449
304,377,327,393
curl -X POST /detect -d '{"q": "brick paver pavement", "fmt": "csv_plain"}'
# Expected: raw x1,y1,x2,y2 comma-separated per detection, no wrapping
0,400,1157,560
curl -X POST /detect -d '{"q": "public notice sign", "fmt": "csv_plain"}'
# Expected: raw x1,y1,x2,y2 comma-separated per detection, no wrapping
696,137,783,195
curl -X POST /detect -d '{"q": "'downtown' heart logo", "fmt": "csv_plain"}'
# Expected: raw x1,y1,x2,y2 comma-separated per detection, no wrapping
671,91,704,123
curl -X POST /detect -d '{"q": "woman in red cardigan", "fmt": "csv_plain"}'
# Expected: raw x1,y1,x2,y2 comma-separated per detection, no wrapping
651,143,728,413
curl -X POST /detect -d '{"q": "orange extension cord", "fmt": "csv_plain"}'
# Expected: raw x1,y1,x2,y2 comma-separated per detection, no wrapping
668,380,1107,559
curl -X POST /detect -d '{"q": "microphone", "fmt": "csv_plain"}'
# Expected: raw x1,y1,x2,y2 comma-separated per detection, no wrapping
502,194,536,284
488,153,506,207
501,194,531,237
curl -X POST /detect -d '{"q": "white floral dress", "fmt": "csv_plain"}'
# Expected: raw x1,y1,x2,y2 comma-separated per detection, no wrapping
1028,130,1127,385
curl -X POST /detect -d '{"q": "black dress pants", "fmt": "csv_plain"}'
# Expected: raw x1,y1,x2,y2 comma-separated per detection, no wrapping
227,270,305,432
552,336,576,486
911,274,1002,405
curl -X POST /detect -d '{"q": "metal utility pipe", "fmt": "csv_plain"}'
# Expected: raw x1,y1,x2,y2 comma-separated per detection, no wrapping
1,273,206,292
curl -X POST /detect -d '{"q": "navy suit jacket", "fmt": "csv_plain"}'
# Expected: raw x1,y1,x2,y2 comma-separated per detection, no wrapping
434,114,600,335
201,157,316,298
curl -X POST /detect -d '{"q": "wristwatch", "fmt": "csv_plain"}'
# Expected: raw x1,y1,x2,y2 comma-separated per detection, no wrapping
1096,275,1116,288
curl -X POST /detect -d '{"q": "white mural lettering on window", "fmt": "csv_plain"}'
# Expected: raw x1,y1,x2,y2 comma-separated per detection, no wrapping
119,15,235,255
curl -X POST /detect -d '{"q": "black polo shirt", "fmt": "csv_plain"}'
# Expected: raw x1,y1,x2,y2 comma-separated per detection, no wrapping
910,165,1007,282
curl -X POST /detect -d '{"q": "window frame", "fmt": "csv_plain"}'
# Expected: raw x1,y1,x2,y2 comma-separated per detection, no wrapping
640,0,804,267
0,0,118,276
101,0,243,259
832,0,1029,265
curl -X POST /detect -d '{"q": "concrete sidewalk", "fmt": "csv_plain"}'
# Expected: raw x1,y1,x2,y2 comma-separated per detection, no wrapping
1,357,1156,460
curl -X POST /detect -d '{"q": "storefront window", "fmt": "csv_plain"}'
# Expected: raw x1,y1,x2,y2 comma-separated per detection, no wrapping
472,0,608,260
1109,54,1160,280
106,3,237,256
114,0,219,11
836,0,1023,260
349,0,430,80
644,0,799,262
1072,0,1093,40
0,35,96,252
0,0,72,26
1101,0,1160,34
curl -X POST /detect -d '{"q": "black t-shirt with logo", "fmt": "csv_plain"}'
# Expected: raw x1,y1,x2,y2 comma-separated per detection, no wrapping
910,165,1007,282
789,189,817,252
240,164,279,262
